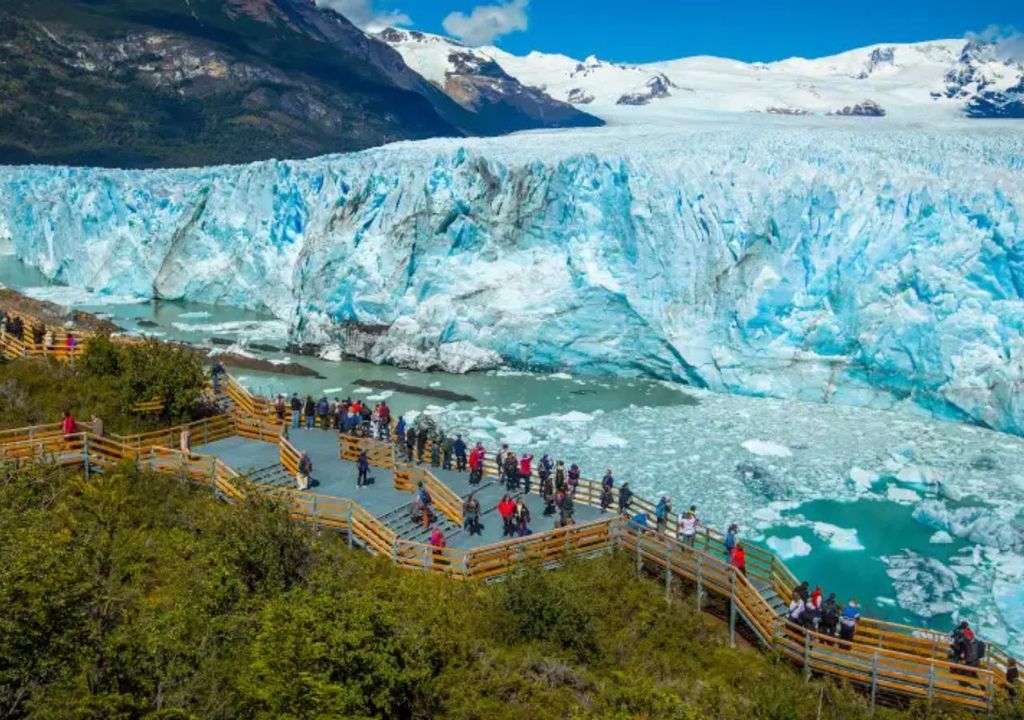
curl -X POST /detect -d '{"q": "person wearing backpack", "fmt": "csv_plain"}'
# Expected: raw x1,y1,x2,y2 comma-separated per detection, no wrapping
453,434,467,472
357,449,369,487
503,452,518,492
303,395,315,430
441,433,454,470
289,393,302,429
654,496,671,534
462,493,482,536
724,523,739,559
297,452,313,490
405,427,416,463
316,394,330,430
617,483,633,514
274,395,286,423
819,593,840,641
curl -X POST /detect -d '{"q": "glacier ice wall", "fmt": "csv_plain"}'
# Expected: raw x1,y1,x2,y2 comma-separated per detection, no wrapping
1,122,1023,433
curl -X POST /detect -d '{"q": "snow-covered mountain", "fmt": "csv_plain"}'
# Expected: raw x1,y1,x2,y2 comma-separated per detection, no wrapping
375,28,602,133
384,30,1023,123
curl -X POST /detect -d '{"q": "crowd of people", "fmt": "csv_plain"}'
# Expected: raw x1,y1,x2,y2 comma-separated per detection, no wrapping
1,311,78,359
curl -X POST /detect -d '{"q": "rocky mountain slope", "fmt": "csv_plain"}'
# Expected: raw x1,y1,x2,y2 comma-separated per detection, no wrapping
0,0,599,168
376,28,602,133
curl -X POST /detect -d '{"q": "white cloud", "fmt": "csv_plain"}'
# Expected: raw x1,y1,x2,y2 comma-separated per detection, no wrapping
442,0,528,47
317,0,412,32
967,24,1024,62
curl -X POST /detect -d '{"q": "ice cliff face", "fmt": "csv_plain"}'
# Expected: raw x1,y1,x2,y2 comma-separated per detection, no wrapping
2,121,1023,433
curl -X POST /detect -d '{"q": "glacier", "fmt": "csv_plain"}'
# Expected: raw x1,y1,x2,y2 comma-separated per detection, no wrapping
1,118,1023,433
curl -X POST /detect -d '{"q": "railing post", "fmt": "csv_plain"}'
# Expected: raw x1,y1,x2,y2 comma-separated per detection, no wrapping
347,504,354,549
203,420,209,446
986,671,993,713
635,530,643,575
870,652,879,714
696,554,703,612
312,496,319,536
729,569,737,648
210,458,217,498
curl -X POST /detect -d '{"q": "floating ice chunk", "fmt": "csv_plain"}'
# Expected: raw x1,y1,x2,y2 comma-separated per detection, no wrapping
351,387,373,394
876,596,897,607
584,429,628,448
848,467,879,492
22,286,149,306
496,425,533,446
766,535,812,559
886,485,922,504
544,372,573,380
811,522,865,551
170,319,289,343
177,311,212,320
366,391,394,401
429,381,441,387
895,465,946,487
319,345,342,362
322,387,344,394
930,531,954,544
741,440,793,457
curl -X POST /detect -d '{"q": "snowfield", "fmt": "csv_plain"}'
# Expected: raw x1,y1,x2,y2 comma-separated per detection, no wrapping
3,118,1022,434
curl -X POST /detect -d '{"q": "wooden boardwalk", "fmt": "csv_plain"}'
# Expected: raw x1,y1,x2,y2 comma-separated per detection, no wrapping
0,309,1019,711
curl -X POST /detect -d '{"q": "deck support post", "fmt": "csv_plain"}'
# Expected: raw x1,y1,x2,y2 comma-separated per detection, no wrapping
729,570,737,648
83,434,90,481
346,504,353,548
696,555,703,612
665,538,673,603
926,660,935,705
210,458,217,498
870,652,879,715
803,632,812,680
635,531,642,576
986,671,993,713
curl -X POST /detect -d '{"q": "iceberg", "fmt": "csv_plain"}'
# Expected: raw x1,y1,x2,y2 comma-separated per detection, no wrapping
1,120,1023,432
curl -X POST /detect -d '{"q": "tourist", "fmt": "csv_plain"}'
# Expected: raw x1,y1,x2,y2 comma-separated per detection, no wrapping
453,434,467,472
359,403,372,434
395,416,406,445
503,452,518,492
402,426,414,462
316,394,330,430
416,427,428,462
430,438,441,467
788,594,806,626
541,473,556,515
429,526,447,566
618,482,633,514
180,427,192,455
807,586,823,629
538,454,553,485
554,460,567,493
303,395,315,430
654,496,671,534
441,433,454,470
43,328,53,355
289,393,302,429
414,481,433,529
513,497,531,537
297,452,312,490
498,493,516,537
629,510,649,533
679,507,698,547
601,468,614,492
567,463,580,496
839,599,861,647
61,410,77,436
468,444,483,484
496,444,509,483
463,493,481,536
1006,658,1019,698
519,452,533,494
32,324,43,349
820,593,840,639
65,332,77,362
558,491,575,527
793,581,810,602
599,483,614,511
357,449,369,487
90,414,104,438
730,542,747,576
724,523,739,559
274,394,286,422
211,359,226,393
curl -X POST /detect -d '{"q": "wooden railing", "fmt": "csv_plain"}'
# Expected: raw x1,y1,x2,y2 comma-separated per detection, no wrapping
279,435,301,477
339,434,395,468
391,462,463,526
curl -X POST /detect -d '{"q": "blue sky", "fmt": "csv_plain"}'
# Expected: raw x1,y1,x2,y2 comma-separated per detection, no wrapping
337,0,1024,62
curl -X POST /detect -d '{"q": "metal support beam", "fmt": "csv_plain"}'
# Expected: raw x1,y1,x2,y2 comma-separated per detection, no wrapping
729,570,737,648
665,538,673,603
696,555,703,612
870,652,879,715
804,632,812,681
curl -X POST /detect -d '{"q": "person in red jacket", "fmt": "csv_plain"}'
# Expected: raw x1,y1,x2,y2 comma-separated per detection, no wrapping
61,410,78,436
468,446,483,485
518,453,534,495
730,543,747,577
497,494,516,538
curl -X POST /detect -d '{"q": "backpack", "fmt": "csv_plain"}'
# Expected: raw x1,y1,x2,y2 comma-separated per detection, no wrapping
975,640,986,660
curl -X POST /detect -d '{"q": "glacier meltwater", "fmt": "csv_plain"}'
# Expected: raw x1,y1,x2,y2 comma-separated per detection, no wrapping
1,119,1023,435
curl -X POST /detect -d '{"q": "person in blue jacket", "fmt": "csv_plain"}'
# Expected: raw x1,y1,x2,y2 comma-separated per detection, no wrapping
395,416,406,445
316,394,330,430
453,434,467,472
